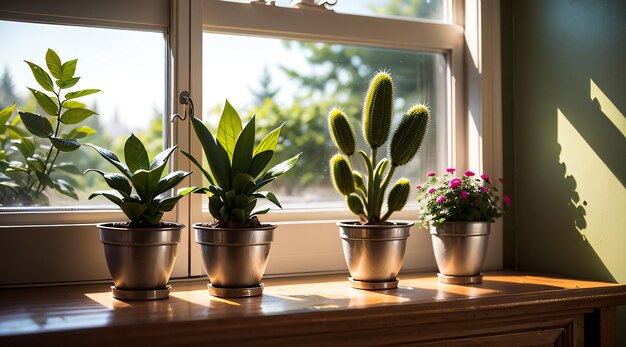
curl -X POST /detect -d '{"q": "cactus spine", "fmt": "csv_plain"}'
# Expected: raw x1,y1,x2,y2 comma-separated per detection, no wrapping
328,71,430,223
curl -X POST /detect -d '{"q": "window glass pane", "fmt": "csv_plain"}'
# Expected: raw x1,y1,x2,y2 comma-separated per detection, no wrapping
0,20,165,208
203,33,447,210
220,0,448,22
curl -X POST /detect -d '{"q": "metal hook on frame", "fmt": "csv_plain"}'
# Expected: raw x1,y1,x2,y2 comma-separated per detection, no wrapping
171,90,195,123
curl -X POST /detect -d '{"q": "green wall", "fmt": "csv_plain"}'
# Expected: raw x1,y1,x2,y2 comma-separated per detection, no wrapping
501,0,626,343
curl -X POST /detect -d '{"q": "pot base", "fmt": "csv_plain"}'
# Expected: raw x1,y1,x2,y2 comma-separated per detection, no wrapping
348,277,399,290
111,285,171,300
207,283,264,297
437,273,483,284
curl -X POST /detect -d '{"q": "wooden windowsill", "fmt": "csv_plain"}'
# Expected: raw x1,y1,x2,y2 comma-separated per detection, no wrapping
1,271,625,346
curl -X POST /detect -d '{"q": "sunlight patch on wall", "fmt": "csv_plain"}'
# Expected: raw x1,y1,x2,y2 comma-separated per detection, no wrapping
557,108,626,281
590,79,626,138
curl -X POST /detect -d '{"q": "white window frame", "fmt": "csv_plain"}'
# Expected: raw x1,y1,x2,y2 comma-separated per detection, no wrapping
0,0,503,285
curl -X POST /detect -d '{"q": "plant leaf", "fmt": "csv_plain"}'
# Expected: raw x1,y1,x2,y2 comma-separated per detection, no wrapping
24,61,54,92
157,195,185,212
216,99,242,160
18,111,53,138
84,143,132,178
254,123,283,156
45,49,63,79
231,115,255,177
61,100,86,109
36,171,54,189
262,153,301,180
57,76,80,89
251,208,270,216
68,126,95,139
60,108,97,125
50,137,80,152
27,88,58,117
64,89,101,100
53,162,81,174
191,116,231,190
53,179,78,200
85,169,132,197
248,150,273,179
119,202,148,223
130,169,160,202
60,59,77,79
154,170,191,197
0,104,16,125
181,150,214,185
26,156,45,172
232,172,255,195
124,134,150,173
265,191,282,208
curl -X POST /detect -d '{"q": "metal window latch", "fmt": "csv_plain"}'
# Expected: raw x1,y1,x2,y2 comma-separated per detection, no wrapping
290,0,336,11
171,90,194,123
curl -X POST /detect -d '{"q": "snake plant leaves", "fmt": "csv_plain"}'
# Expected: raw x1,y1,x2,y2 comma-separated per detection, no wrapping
231,115,255,177
233,173,256,195
262,153,301,180
27,88,58,117
181,150,215,185
130,169,160,202
88,190,125,205
120,202,149,223
84,143,132,178
64,89,101,100
191,116,231,190
216,99,242,160
248,150,274,179
18,111,53,138
84,169,132,197
24,61,54,92
45,49,63,79
50,137,80,152
124,134,150,173
154,170,192,197
254,123,283,156
60,108,97,125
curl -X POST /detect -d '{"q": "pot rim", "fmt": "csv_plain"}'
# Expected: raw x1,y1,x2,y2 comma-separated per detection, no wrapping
193,222,277,232
97,221,185,232
337,220,414,228
430,221,491,236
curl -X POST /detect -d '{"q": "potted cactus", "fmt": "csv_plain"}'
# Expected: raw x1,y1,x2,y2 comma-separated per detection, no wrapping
85,134,192,300
329,71,429,289
182,100,299,298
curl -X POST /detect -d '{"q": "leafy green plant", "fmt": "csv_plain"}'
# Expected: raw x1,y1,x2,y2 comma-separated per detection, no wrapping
0,49,101,205
329,71,429,224
182,100,300,228
415,169,511,228
85,134,192,226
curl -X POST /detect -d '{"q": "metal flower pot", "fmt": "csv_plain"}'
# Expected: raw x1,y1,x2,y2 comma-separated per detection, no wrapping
338,221,413,289
194,223,276,297
430,221,491,284
98,222,183,300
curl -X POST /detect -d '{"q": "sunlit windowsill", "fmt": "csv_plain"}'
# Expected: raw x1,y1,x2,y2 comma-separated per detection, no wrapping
1,270,625,346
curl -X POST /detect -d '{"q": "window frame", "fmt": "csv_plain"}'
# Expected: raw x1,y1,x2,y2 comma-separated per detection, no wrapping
0,0,504,285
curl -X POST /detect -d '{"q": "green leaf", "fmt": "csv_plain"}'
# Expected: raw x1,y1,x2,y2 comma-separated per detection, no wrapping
130,169,162,202
149,146,175,170
68,126,95,139
158,195,185,212
251,208,270,216
216,99,242,160
120,202,148,223
53,179,78,200
181,150,214,185
231,208,246,222
154,170,191,197
57,77,80,89
88,190,124,205
36,171,54,189
248,177,276,194
60,108,97,124
61,100,86,109
53,162,81,174
265,191,282,208
263,153,301,179
24,61,54,92
45,49,62,79
248,150,273,179
18,111,53,138
254,123,283,156
178,186,210,196
231,115,255,177
0,104,16,125
10,138,35,158
191,116,231,190
232,172,255,195
124,134,150,173
85,169,132,197
84,143,132,178
60,59,77,79
27,88,58,117
50,137,80,152
26,156,45,172
64,89,101,100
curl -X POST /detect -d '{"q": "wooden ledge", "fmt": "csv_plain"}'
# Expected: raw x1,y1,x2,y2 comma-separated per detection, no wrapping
1,271,625,346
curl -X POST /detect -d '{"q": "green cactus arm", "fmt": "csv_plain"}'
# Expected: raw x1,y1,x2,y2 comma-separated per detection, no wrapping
376,165,396,218
330,154,355,196
328,108,356,156
389,104,429,167
363,71,394,149
381,178,410,221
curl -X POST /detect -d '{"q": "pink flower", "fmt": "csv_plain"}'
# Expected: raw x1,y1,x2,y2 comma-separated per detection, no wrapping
416,185,422,189
450,178,462,188
446,168,455,173
481,174,490,180
499,178,505,184
504,195,511,205
481,186,489,193
428,187,436,194
464,170,475,177
460,191,469,199
427,172,436,177
436,196,445,203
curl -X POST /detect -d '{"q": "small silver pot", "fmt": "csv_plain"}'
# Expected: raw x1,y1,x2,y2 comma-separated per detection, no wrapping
195,223,275,296
338,221,412,289
98,222,182,300
430,221,490,282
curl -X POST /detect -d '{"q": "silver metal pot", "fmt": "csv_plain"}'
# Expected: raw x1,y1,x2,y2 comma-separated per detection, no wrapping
194,223,275,297
338,221,412,289
98,222,182,300
430,221,490,283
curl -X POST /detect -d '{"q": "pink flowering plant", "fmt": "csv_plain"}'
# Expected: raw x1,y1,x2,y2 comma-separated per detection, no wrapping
415,169,510,228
